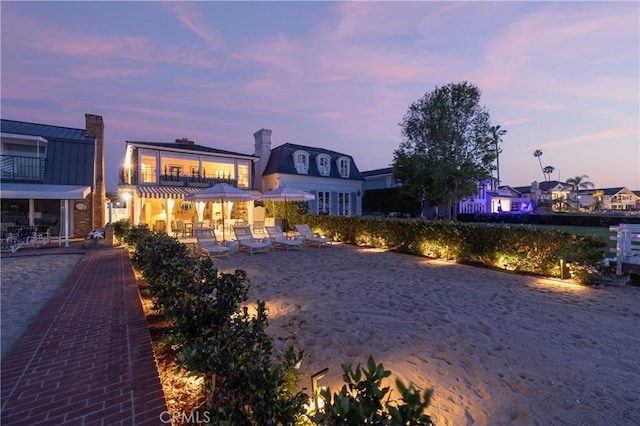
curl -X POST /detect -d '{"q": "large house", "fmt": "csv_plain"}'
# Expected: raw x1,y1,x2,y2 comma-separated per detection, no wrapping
116,128,364,232
0,114,106,244
254,129,364,217
117,138,258,234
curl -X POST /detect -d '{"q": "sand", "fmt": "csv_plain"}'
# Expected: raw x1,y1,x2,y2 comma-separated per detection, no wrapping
2,242,638,425
214,243,640,426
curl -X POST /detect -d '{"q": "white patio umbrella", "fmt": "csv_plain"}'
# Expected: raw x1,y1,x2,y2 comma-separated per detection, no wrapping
185,183,256,242
258,185,315,231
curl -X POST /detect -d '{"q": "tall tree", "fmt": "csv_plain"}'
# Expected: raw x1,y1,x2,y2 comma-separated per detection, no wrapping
393,81,496,220
543,165,555,182
491,125,507,187
533,149,546,181
564,175,595,211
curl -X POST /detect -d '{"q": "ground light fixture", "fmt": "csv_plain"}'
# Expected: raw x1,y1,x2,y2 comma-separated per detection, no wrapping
311,367,329,412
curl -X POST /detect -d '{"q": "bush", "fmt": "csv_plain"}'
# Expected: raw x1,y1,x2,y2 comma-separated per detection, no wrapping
125,228,309,424
296,215,607,284
313,355,433,425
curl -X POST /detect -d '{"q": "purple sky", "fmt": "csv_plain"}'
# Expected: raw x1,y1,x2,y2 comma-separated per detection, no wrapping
2,1,638,192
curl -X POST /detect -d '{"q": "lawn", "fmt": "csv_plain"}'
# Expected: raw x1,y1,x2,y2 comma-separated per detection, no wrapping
529,224,615,257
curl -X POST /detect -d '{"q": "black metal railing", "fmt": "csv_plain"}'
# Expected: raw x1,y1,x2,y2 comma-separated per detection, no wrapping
1,155,46,181
119,167,238,188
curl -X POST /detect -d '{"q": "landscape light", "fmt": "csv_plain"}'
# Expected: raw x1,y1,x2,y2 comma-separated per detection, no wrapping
311,367,329,412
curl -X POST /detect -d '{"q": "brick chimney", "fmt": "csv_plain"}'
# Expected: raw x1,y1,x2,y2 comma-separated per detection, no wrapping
85,114,105,230
253,129,272,191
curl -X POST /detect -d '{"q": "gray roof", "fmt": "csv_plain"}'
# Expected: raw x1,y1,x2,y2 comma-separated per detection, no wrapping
1,118,96,186
127,140,257,160
263,143,365,180
361,167,393,178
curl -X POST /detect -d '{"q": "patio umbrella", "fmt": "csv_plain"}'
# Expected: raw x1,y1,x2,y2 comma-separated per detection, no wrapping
257,185,315,231
185,183,256,242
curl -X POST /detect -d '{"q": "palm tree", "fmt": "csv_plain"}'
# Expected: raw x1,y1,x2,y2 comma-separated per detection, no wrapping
564,175,594,211
543,165,555,182
491,125,507,187
533,149,546,181
591,189,604,212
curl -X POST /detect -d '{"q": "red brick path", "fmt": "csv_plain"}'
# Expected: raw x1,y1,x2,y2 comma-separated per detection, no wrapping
1,246,168,425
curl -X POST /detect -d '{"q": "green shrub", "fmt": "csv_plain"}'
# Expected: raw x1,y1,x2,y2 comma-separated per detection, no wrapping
297,215,607,284
313,355,433,425
124,227,309,424
112,218,131,242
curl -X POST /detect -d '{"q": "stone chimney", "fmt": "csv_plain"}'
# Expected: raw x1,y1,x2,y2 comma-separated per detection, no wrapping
85,114,105,230
253,129,272,191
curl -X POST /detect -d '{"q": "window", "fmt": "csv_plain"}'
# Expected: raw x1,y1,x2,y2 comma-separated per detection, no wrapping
337,156,350,178
338,192,351,216
293,150,309,174
318,191,330,215
237,163,249,188
140,155,157,183
316,154,331,176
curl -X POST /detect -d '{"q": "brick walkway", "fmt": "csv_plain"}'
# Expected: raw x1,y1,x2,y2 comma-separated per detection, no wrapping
1,246,168,425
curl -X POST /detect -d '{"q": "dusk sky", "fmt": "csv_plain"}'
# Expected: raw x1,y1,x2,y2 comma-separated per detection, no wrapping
2,1,638,192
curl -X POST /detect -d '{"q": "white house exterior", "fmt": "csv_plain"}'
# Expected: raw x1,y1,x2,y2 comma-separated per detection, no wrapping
117,138,258,234
254,129,364,217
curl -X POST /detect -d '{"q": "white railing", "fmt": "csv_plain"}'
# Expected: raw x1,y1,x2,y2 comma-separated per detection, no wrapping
609,224,640,275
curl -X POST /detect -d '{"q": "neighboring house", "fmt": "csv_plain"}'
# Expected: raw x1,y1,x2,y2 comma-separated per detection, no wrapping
117,138,258,233
579,187,640,211
361,168,523,215
361,167,399,191
254,129,364,217
513,180,569,211
0,114,106,244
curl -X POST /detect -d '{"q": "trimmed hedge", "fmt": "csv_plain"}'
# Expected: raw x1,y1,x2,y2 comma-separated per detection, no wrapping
298,216,607,284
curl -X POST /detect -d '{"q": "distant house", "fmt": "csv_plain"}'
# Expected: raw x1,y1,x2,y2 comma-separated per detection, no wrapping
254,129,364,217
361,168,521,216
578,187,640,211
117,138,258,233
361,167,399,191
0,114,106,244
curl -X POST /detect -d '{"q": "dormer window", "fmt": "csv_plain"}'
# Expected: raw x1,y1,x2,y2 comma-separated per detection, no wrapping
316,154,331,176
337,156,350,178
293,150,309,174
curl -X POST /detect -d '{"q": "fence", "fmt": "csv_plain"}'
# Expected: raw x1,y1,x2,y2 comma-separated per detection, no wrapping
609,224,640,275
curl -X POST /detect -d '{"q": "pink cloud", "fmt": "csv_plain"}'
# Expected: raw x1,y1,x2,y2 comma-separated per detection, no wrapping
163,2,224,49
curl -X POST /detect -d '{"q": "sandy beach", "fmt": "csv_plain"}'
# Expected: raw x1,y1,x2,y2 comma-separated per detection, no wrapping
2,242,639,425
214,243,640,425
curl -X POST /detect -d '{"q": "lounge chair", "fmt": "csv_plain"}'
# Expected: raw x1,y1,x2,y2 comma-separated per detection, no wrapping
265,226,302,251
194,228,230,258
295,224,332,248
233,226,270,255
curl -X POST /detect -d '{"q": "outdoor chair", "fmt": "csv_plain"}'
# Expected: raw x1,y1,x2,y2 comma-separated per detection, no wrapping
172,220,186,238
233,226,270,255
295,224,332,248
194,228,230,258
252,220,266,235
265,226,302,251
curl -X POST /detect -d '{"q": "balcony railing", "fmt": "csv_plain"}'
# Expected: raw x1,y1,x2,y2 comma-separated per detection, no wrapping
1,155,46,181
119,167,239,188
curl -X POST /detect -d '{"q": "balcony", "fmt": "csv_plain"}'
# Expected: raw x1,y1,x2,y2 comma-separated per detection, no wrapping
119,167,238,188
1,155,46,181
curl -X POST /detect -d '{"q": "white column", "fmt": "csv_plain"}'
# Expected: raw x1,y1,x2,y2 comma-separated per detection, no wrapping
29,199,35,226
64,199,70,247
